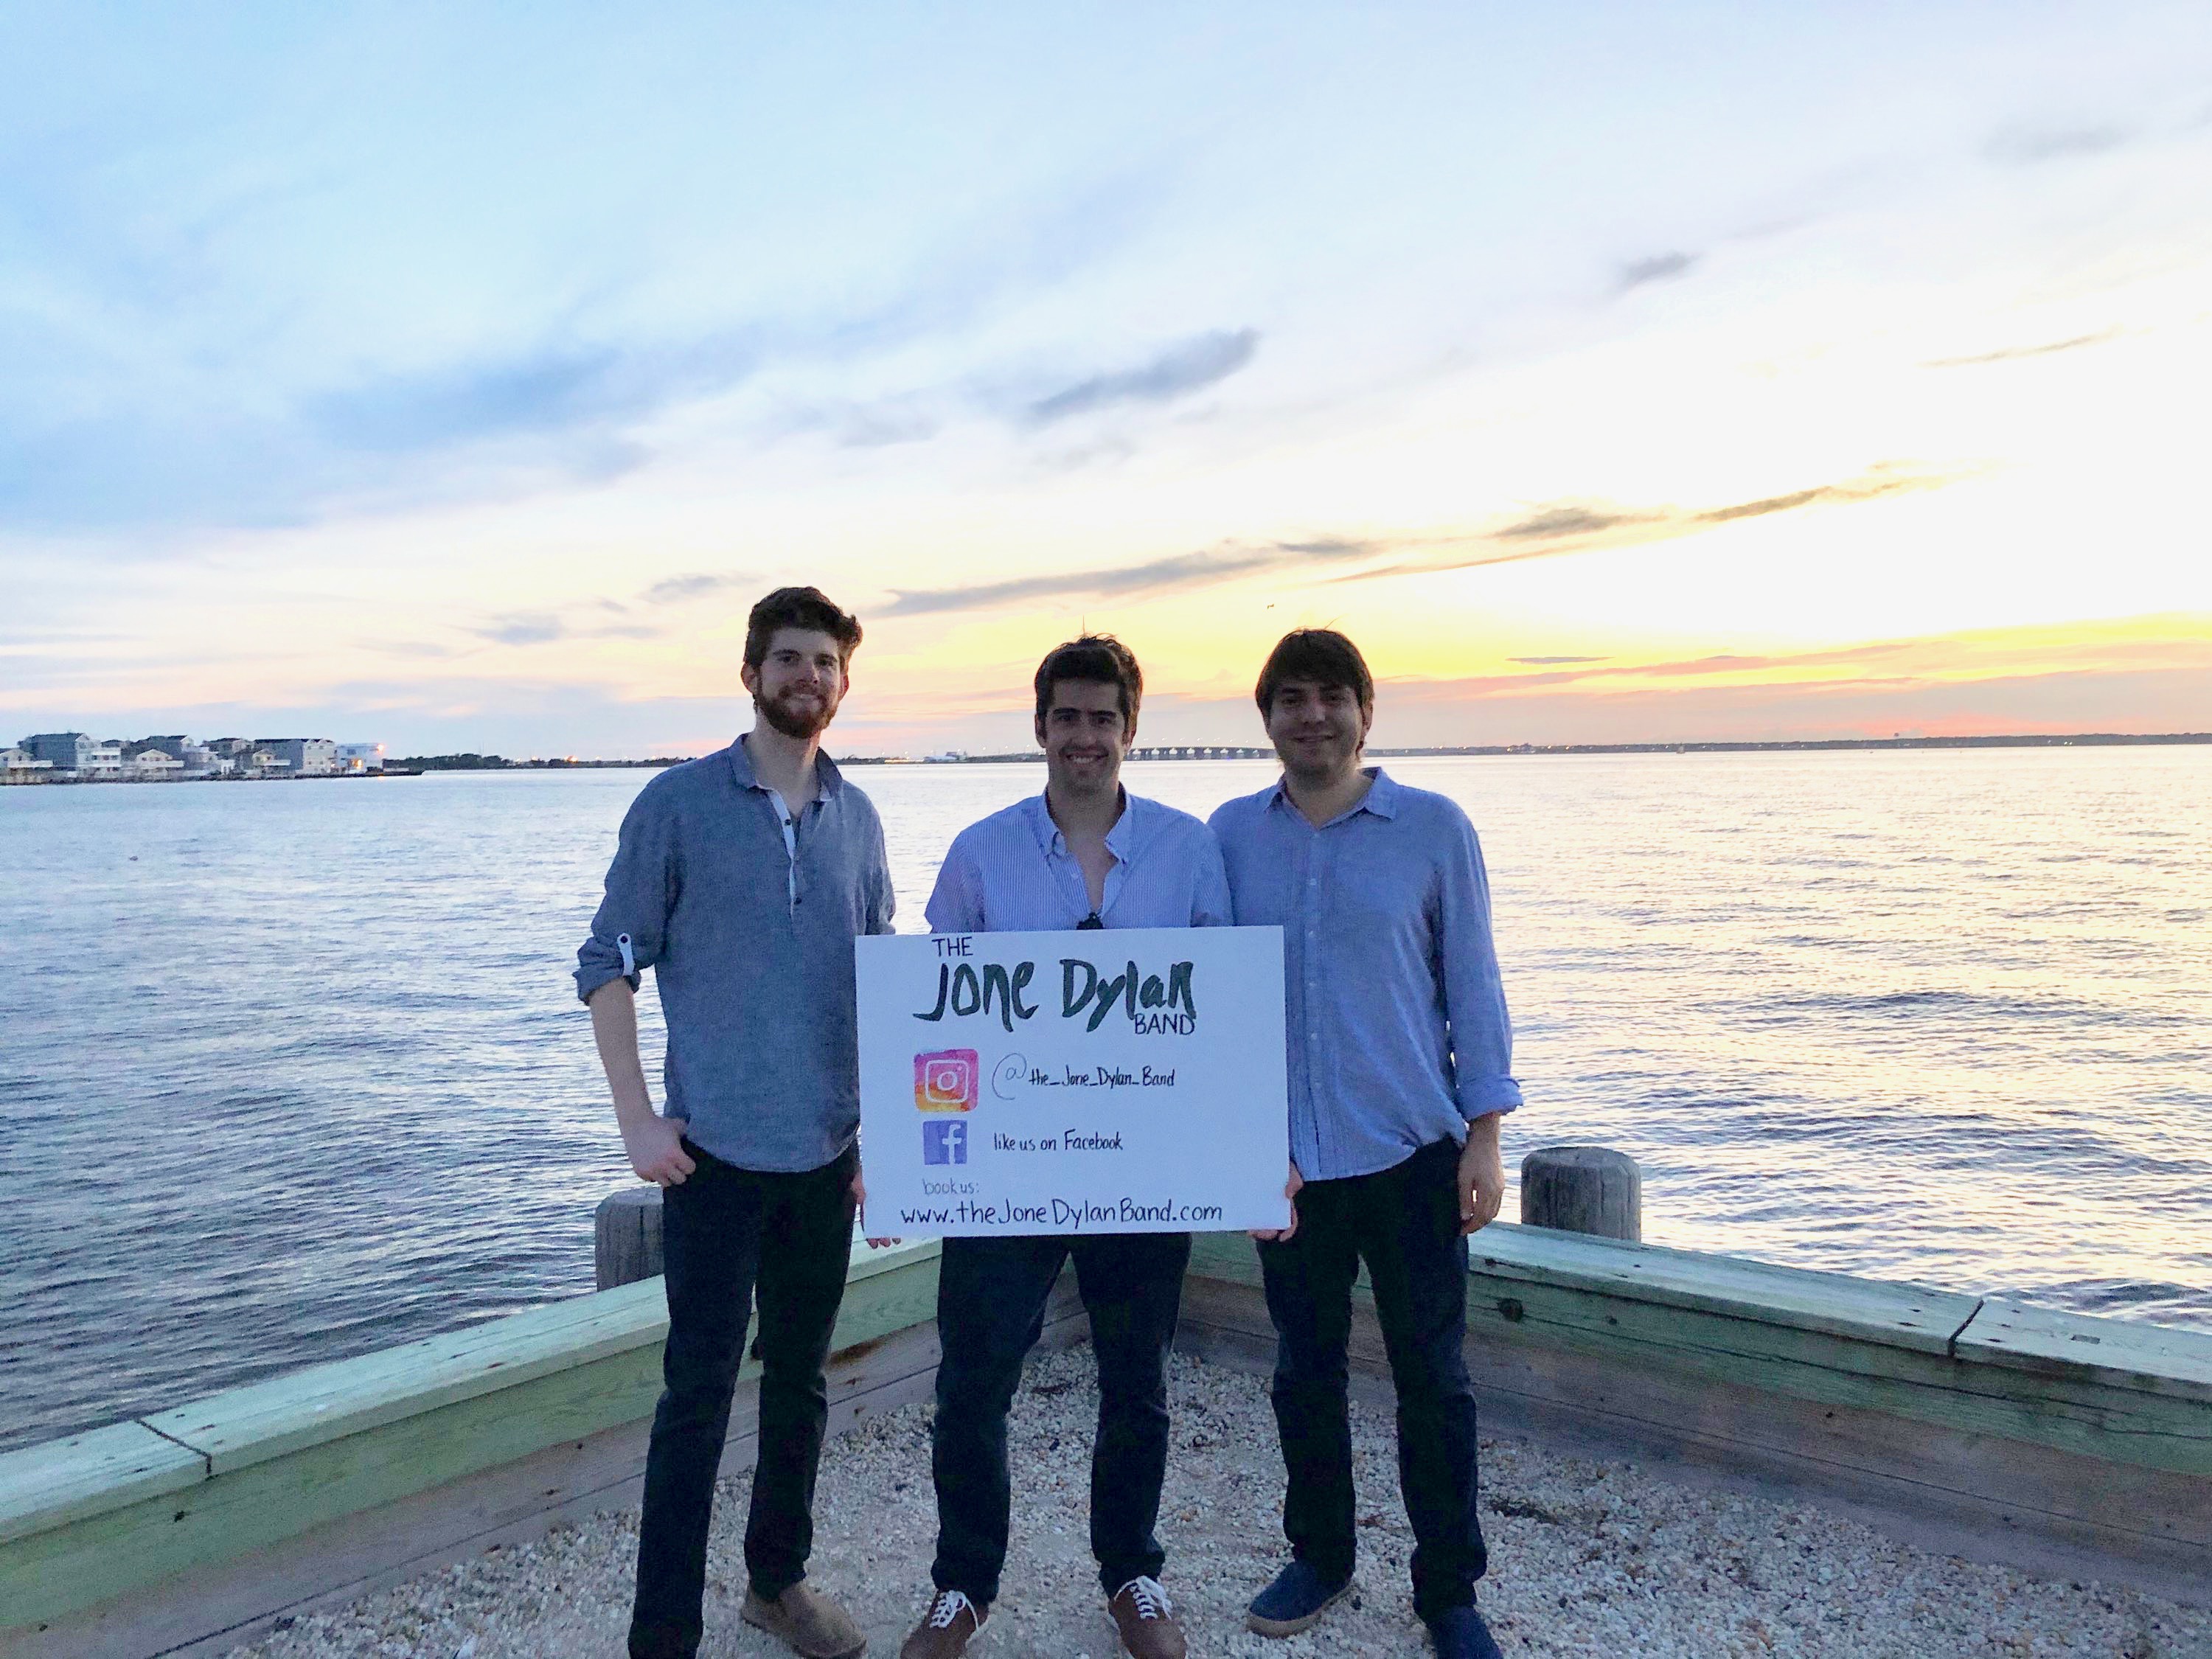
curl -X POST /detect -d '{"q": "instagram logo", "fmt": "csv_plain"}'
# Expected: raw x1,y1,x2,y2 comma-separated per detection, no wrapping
914,1049,979,1112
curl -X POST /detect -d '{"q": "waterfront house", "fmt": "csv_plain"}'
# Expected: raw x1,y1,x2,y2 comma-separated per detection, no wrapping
335,740,386,773
253,736,337,776
0,746,53,782
125,748,186,780
19,731,119,776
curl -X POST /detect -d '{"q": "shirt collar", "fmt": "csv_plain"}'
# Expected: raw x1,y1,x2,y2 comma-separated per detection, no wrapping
726,736,841,801
1266,765,1398,827
1023,787,1138,858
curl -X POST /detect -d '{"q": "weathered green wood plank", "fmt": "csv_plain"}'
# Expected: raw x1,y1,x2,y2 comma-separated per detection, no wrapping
0,1424,204,1547
1458,1280,2212,1478
1958,1299,2212,1405
141,1253,943,1480
1188,1230,2212,1476
0,1253,947,1630
143,1278,669,1474
0,1344,664,1630
1188,1234,1259,1282
846,1237,942,1285
1467,1223,1976,1354
1192,1228,1972,1353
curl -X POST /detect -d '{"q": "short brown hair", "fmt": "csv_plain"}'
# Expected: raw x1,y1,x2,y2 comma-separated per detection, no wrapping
744,587,863,672
1033,634,1143,726
1255,628,1373,716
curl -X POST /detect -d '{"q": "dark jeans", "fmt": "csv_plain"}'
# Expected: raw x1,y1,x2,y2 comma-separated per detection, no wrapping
627,1141,858,1659
930,1230,1194,1605
1258,1137,1486,1621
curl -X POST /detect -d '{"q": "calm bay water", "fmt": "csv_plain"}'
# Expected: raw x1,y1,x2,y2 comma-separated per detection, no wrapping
2,748,2208,1452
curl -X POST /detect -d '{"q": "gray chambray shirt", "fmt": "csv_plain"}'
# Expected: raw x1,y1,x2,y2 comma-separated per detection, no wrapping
574,737,896,1172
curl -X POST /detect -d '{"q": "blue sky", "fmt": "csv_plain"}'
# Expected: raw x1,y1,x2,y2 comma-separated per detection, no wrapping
5,3,2211,754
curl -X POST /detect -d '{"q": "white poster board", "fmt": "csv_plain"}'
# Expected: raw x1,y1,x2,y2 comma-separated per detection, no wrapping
857,927,1289,1237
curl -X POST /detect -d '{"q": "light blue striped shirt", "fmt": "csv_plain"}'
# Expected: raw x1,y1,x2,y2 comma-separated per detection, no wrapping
925,791,1232,934
1210,769,1521,1181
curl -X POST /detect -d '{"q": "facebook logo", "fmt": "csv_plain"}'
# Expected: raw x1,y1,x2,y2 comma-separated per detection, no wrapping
922,1119,969,1166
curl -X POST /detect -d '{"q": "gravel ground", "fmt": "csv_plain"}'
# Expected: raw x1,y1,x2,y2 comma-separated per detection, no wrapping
236,1349,2212,1659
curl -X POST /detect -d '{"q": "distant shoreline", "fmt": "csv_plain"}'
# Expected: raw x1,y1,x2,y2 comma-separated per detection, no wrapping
11,731,2203,784
428,731,2212,768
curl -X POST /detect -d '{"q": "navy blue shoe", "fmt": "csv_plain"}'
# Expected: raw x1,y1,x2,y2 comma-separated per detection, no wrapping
1427,1603,1504,1659
1245,1560,1355,1637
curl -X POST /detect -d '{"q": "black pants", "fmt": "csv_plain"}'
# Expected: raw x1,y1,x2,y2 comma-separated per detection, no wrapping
1257,1137,1486,1621
628,1141,858,1659
930,1230,1194,1605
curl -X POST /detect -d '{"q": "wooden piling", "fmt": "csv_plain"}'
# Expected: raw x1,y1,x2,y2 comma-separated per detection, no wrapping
1519,1144,1641,1241
594,1187,664,1290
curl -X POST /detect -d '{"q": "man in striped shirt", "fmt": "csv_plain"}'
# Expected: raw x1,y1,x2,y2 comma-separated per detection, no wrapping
900,636,1230,1659
1212,629,1520,1659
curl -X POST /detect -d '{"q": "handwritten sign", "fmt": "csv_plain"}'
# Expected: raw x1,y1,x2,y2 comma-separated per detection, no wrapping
856,927,1289,1236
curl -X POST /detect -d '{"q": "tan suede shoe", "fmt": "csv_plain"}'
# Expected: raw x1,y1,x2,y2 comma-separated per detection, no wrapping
741,1582,866,1659
899,1588,986,1659
1107,1577,1186,1659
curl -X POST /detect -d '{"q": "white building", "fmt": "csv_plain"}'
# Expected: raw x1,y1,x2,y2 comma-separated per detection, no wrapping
83,741,123,777
252,737,336,777
1,746,54,782
335,742,386,773
125,748,185,779
21,732,99,773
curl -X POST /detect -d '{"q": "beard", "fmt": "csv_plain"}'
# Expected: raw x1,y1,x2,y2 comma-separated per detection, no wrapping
754,682,841,740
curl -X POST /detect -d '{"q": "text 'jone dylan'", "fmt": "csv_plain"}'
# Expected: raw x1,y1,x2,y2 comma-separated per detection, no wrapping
913,936,1197,1035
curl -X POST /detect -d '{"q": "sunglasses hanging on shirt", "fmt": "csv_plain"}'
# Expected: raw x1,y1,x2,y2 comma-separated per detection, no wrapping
1077,912,1105,930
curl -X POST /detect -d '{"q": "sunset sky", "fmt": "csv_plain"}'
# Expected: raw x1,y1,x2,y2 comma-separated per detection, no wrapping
5,3,2210,756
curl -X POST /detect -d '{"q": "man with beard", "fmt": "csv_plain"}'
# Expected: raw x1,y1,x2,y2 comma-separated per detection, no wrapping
1211,629,1519,1659
900,636,1228,1659
577,587,893,1659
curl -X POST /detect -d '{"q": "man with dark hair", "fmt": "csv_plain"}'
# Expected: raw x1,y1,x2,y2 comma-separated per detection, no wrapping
1210,628,1520,1659
578,586,891,1659
900,635,1230,1659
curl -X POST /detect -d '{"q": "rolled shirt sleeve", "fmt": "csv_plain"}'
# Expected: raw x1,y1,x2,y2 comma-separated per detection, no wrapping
1438,813,1523,1119
574,784,678,1003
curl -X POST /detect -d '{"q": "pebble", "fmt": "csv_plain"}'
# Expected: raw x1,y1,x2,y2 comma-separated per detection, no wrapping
233,1350,2212,1658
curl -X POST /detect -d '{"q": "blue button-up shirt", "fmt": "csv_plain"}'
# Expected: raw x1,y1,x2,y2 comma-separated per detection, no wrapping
1209,769,1520,1181
575,739,896,1172
925,791,1231,933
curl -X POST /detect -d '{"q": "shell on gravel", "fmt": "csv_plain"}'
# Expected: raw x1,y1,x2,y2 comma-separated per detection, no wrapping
233,1349,2212,1659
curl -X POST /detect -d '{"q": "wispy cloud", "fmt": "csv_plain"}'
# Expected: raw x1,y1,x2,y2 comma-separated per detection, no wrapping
1025,328,1259,425
475,613,569,646
1494,505,1647,540
469,611,664,646
466,566,755,646
882,465,1950,617
307,335,758,454
883,533,1371,616
1986,124,2133,166
1336,466,1946,585
1511,655,1610,665
642,571,754,605
1618,251,1697,291
1922,329,2121,369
